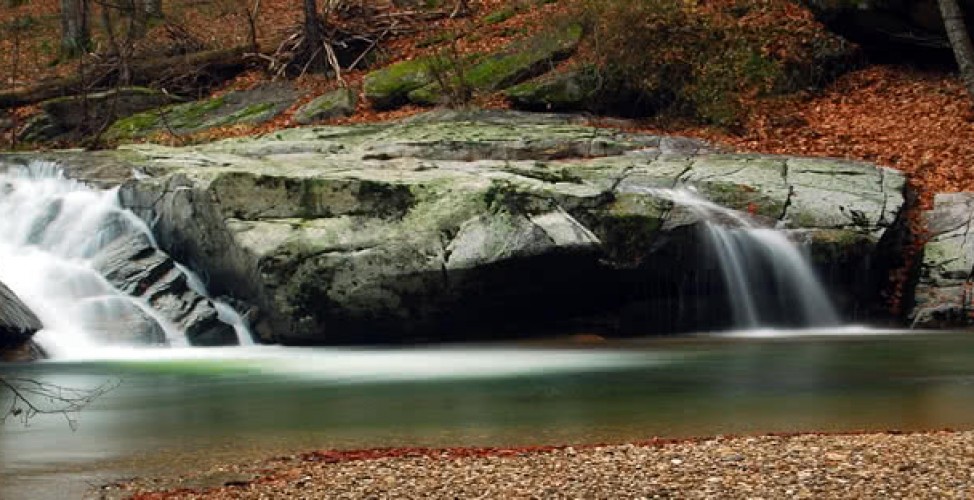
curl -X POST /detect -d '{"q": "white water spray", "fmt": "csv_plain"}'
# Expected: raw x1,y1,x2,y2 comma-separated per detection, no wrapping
628,186,840,328
0,161,253,357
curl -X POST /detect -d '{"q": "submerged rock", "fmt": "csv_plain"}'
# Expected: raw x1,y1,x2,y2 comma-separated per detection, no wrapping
93,110,909,344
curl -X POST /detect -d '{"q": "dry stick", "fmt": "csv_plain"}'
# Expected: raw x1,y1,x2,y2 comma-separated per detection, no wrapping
298,44,323,79
347,25,390,71
323,41,344,86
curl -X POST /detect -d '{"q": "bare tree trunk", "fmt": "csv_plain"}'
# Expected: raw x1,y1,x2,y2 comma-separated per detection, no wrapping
60,0,90,57
303,0,327,72
100,4,132,85
939,0,974,99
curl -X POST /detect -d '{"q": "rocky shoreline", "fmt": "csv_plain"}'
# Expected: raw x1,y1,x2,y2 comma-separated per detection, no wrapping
96,430,974,499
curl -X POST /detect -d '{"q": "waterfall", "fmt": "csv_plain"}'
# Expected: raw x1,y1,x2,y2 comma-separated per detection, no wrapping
630,187,840,329
0,161,253,357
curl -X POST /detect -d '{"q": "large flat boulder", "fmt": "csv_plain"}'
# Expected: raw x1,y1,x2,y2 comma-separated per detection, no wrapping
96,110,909,344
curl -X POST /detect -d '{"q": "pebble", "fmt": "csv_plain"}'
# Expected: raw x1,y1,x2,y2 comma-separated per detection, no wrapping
99,431,974,499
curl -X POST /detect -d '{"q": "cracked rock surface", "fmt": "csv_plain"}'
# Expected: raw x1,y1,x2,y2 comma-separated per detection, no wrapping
912,193,974,328
3,110,911,343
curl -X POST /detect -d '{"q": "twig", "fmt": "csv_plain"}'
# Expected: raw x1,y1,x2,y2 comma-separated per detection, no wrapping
323,41,344,86
348,25,390,71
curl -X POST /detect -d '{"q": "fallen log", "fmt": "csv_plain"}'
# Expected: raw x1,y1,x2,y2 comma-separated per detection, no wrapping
0,45,253,109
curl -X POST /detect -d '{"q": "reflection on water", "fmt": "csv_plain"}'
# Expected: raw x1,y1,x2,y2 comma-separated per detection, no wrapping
3,331,974,498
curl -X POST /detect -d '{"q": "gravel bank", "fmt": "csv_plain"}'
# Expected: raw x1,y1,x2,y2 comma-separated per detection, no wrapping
97,431,974,499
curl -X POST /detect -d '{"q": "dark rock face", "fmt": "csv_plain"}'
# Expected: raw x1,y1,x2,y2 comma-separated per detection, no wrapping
802,0,974,59
0,280,42,361
93,234,237,346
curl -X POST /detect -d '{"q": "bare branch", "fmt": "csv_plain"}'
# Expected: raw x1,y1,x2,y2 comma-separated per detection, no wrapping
1,376,118,430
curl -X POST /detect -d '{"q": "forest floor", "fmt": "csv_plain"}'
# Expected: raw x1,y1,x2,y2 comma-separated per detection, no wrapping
3,1,974,207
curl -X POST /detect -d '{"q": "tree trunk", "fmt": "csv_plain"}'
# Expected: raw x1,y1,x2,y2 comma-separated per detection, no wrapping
60,0,90,57
939,0,974,99
303,0,327,72
128,0,149,40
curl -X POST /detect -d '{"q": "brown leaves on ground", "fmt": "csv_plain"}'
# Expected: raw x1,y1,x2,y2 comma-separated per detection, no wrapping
5,1,974,208
723,66,974,207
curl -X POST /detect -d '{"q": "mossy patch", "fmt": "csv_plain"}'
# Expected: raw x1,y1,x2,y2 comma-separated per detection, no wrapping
407,23,583,106
105,85,297,142
294,88,357,125
505,66,600,112
363,57,436,110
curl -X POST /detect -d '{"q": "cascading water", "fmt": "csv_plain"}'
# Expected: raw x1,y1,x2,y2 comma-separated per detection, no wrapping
0,161,253,357
629,186,840,329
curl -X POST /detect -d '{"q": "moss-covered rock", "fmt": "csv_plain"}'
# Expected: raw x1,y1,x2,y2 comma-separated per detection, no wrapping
363,57,436,110
17,87,183,143
105,84,299,142
72,110,906,343
294,88,357,125
505,66,600,112
407,24,583,106
43,87,182,131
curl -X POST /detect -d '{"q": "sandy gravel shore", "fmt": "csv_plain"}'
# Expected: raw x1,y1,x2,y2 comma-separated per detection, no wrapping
96,431,974,499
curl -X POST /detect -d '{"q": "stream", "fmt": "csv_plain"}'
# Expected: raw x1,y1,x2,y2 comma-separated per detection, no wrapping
3,329,974,498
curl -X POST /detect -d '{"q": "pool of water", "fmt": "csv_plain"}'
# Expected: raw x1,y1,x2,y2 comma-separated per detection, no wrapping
3,329,974,498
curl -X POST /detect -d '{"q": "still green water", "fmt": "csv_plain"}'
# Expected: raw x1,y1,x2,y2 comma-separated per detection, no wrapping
2,330,974,498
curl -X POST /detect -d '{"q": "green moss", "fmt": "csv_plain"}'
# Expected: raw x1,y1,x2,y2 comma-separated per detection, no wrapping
505,66,599,111
105,111,162,140
692,181,783,220
416,31,459,49
170,95,228,126
464,23,581,90
407,23,582,106
501,165,583,184
363,57,436,109
209,102,275,127
484,6,518,24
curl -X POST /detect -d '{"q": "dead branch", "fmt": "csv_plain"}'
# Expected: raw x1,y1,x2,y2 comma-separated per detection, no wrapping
1,376,117,430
